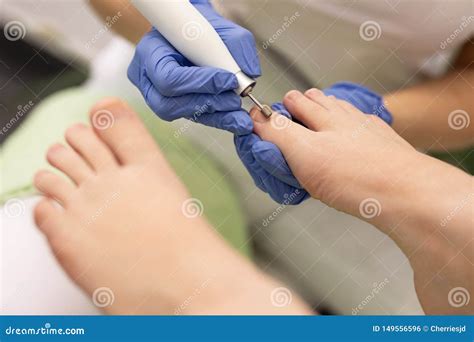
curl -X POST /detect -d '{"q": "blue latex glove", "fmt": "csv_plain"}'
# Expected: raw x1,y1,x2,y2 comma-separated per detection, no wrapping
128,0,261,135
235,82,393,205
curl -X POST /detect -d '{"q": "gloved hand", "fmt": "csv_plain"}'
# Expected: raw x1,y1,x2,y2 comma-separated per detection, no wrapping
235,82,393,204
128,0,261,135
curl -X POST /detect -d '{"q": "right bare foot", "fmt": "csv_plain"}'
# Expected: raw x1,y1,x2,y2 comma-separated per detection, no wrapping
33,98,311,315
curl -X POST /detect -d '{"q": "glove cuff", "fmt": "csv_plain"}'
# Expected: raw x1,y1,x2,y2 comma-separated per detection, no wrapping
324,82,393,125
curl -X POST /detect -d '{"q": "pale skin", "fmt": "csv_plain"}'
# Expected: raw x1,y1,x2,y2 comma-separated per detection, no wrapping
33,98,312,315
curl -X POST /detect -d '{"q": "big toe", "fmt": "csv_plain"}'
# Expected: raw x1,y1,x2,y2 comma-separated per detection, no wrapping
89,98,162,165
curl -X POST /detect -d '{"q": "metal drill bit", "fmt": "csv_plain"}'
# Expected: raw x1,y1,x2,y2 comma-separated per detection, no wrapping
247,93,273,118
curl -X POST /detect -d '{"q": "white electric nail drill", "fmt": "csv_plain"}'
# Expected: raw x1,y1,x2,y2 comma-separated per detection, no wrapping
132,0,272,117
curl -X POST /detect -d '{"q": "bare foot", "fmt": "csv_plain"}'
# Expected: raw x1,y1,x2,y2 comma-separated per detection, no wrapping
33,98,311,315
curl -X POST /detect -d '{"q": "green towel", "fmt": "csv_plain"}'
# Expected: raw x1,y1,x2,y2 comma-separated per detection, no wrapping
0,88,250,256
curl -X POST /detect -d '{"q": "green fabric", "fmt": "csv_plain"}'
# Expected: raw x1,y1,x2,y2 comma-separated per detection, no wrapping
0,88,250,257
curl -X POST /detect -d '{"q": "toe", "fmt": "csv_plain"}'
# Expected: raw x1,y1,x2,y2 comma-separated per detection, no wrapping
64,124,118,172
89,98,162,165
34,170,75,207
34,198,63,238
46,143,93,185
283,90,331,131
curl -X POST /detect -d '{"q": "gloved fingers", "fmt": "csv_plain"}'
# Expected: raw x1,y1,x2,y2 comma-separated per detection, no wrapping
261,174,309,205
145,87,242,121
187,1,261,78
225,27,261,78
134,29,239,97
192,110,253,135
212,24,261,78
252,141,303,189
234,134,266,191
150,55,239,97
282,90,331,131
234,134,308,205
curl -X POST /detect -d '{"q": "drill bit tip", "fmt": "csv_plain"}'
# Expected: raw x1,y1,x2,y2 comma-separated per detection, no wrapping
261,105,273,118
247,93,272,118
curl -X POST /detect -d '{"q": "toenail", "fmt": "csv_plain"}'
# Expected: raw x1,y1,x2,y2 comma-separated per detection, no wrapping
47,144,65,156
65,124,86,138
285,90,302,101
33,170,47,184
305,88,323,96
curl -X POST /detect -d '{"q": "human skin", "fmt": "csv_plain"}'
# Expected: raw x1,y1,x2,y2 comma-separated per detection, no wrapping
88,0,474,151
33,98,312,315
250,89,473,315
